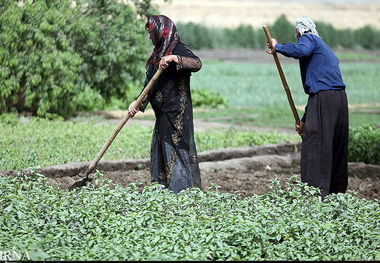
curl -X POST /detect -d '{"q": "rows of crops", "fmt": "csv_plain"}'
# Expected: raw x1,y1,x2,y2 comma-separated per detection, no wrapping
1,173,379,261
191,61,380,108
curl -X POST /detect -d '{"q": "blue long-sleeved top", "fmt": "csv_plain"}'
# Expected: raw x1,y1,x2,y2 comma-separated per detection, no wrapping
275,33,345,95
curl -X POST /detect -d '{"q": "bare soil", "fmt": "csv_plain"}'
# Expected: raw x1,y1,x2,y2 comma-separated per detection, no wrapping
2,142,379,200
46,155,380,200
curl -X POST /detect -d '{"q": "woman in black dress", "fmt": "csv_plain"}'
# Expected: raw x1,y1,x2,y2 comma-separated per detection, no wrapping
128,15,202,193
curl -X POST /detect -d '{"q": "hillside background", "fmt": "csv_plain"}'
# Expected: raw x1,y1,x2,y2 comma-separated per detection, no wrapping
153,0,380,30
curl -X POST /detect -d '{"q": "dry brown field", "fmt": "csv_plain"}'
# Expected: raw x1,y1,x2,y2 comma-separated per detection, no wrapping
153,0,380,29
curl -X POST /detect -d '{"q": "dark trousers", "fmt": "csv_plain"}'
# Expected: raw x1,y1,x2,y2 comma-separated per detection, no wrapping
301,89,349,197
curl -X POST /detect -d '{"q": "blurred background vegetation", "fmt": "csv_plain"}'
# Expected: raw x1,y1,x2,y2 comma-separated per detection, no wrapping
177,14,380,50
1,1,379,119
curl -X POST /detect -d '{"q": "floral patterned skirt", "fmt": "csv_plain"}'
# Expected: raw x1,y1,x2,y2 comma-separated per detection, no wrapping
149,92,201,193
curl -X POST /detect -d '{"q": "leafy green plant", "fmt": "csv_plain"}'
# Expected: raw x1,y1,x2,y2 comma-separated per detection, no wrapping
191,88,227,108
349,125,380,165
0,173,379,261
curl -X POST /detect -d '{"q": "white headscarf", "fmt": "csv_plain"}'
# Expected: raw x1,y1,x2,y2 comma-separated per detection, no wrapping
295,16,320,37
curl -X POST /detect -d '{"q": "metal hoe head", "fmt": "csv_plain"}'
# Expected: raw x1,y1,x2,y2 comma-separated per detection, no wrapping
68,176,94,190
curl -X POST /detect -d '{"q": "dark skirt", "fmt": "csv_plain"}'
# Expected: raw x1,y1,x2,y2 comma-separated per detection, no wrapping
149,77,201,193
301,89,349,197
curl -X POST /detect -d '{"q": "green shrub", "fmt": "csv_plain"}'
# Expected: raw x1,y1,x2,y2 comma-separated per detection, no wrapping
0,0,163,118
0,1,84,117
71,87,106,112
0,173,379,261
72,0,148,103
349,125,380,165
226,25,258,49
177,22,261,50
375,31,380,49
191,88,227,108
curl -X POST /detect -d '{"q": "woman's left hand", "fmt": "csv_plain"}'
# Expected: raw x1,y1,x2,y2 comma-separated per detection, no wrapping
266,38,278,55
159,55,179,69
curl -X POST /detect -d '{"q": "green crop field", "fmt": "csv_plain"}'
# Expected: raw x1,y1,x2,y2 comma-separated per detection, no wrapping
190,61,380,128
192,61,380,107
1,174,379,261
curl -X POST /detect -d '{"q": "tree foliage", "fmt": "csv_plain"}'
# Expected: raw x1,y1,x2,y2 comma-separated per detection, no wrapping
177,15,380,51
354,25,377,50
316,21,339,48
176,22,214,50
271,14,294,44
0,1,83,117
0,0,160,117
72,0,148,110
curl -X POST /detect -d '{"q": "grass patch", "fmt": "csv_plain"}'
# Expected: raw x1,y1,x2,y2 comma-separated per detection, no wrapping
349,111,380,128
0,116,298,170
2,111,377,170
193,106,380,128
336,51,380,61
0,173,379,261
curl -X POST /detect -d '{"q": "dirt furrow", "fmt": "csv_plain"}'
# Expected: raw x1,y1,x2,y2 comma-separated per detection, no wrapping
1,142,379,200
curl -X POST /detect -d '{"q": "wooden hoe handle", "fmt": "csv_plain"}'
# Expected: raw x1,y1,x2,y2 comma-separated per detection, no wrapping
83,68,164,177
263,25,300,124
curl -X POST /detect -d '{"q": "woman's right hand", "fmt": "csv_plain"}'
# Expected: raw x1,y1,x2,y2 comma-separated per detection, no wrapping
128,100,139,118
159,55,179,69
295,121,304,136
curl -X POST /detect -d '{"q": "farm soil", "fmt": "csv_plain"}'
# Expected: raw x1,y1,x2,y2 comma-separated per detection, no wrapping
47,155,380,200
61,158,379,200
3,143,376,200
